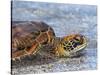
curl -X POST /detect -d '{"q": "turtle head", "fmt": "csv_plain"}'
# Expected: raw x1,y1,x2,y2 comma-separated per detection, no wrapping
56,34,87,57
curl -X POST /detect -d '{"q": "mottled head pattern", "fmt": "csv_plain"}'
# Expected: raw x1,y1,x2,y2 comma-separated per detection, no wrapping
57,34,87,57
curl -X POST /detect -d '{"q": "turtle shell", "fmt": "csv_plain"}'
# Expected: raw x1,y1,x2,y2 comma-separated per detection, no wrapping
12,21,55,60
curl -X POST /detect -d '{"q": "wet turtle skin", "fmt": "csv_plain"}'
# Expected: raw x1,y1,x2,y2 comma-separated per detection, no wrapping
12,21,87,61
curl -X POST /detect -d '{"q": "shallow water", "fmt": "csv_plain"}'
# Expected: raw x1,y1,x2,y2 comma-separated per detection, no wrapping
12,1,97,75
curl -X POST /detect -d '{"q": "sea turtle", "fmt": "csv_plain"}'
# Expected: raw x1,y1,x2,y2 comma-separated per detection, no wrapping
12,21,87,61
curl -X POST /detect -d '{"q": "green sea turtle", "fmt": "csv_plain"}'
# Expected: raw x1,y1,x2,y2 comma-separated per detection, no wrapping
12,21,87,61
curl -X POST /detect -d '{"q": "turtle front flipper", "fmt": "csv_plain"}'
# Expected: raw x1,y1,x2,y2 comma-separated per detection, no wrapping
55,34,87,57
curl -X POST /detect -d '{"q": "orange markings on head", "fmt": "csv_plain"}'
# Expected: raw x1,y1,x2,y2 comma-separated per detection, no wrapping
63,34,81,41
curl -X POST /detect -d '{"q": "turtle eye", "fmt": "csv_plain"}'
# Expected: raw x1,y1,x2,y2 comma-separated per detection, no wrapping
74,35,84,45
75,36,81,42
